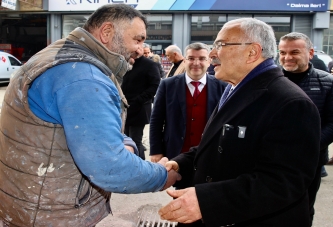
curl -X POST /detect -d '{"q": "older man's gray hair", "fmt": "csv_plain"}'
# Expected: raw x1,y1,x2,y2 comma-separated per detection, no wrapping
226,18,277,59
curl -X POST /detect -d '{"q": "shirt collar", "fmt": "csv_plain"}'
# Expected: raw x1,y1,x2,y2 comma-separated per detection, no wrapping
185,73,207,85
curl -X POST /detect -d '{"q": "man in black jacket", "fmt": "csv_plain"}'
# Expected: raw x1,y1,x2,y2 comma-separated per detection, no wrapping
121,44,161,159
279,32,333,226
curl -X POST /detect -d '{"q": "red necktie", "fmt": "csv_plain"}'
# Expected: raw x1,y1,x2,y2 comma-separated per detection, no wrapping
191,81,201,99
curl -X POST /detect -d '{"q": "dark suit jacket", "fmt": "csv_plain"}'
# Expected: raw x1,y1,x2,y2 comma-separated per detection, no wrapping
149,73,226,160
173,67,320,227
121,56,160,126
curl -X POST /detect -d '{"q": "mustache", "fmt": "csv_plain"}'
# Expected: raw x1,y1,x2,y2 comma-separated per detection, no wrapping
211,57,221,65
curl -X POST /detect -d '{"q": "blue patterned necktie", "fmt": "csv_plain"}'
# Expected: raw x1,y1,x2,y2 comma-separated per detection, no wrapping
218,85,233,110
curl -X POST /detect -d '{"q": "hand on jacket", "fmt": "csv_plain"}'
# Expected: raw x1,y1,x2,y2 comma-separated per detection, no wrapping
159,187,202,223
158,158,182,190
150,154,164,163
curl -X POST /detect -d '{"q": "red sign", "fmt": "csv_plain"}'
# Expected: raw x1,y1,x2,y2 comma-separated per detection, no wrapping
1,56,6,63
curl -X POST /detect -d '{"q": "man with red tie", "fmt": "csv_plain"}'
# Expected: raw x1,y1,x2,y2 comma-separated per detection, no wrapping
149,42,226,167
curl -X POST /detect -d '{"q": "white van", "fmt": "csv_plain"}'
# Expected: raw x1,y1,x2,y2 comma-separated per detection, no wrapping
0,52,22,82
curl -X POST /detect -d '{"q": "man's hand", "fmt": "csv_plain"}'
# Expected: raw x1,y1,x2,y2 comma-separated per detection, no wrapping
124,145,135,153
165,161,179,172
157,158,182,190
157,157,169,166
159,188,202,223
150,154,164,163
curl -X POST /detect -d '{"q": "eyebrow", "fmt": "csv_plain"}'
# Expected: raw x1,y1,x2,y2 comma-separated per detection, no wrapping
187,55,208,58
214,39,225,43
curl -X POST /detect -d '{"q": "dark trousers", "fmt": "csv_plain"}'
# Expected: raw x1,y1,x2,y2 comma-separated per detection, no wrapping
124,124,145,160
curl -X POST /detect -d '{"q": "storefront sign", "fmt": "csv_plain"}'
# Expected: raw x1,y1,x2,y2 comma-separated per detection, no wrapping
49,0,328,12
1,0,17,10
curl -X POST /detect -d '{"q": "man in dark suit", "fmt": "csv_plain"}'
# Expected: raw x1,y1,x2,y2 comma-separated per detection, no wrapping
149,42,226,163
159,18,320,227
121,44,160,159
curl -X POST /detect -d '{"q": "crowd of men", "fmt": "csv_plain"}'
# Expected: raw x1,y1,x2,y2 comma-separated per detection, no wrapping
0,3,332,227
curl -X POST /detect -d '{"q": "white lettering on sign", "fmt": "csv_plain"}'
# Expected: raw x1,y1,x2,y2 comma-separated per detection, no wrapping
1,0,17,10
287,3,325,8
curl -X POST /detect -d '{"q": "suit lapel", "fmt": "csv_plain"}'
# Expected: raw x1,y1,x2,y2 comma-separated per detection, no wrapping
166,64,174,78
175,74,187,123
197,73,276,155
206,76,219,120
174,61,185,76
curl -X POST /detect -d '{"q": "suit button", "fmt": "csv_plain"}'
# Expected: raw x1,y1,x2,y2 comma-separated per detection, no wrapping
218,146,223,153
194,165,197,171
206,176,212,182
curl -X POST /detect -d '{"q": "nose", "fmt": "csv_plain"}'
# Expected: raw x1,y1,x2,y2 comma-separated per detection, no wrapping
209,48,217,58
192,59,201,64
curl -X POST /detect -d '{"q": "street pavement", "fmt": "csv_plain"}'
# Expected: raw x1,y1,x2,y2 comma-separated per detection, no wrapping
0,85,332,227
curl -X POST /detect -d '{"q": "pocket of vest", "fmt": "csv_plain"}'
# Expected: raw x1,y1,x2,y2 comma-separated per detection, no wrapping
74,177,93,208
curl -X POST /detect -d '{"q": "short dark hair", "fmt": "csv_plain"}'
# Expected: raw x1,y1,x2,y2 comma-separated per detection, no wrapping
83,4,147,32
185,42,210,54
280,32,313,50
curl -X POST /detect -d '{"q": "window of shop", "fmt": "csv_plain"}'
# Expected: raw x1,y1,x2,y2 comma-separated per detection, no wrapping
191,14,226,44
0,14,47,62
62,15,88,38
191,14,290,46
323,16,333,57
144,14,172,55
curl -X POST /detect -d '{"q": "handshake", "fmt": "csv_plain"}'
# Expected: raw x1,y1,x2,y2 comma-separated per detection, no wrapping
155,158,202,224
157,157,182,190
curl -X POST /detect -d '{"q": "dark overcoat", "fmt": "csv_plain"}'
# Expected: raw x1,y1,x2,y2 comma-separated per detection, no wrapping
173,67,320,227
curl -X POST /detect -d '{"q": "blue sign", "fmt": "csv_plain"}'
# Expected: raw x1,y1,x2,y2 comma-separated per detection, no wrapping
51,0,329,11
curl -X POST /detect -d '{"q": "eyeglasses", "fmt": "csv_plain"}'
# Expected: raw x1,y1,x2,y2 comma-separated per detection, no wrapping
185,57,208,63
212,41,252,51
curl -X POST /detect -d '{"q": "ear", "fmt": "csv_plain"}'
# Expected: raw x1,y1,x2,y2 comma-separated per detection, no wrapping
309,48,315,59
99,22,114,44
246,43,262,63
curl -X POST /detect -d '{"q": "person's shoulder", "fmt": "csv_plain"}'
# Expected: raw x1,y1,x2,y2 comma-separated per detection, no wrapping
207,74,227,85
43,62,115,88
312,68,333,81
141,56,155,64
207,74,219,81
140,56,160,69
162,73,185,83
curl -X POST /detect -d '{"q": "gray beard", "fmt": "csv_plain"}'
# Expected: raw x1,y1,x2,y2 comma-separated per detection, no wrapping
111,31,131,61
